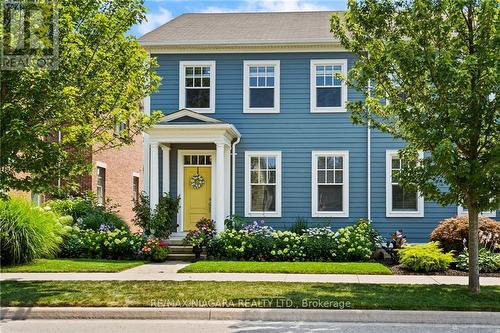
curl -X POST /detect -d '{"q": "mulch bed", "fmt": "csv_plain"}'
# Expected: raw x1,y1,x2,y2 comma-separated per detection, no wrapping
388,264,500,277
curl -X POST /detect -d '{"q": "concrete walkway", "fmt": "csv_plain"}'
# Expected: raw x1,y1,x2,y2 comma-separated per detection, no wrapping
2,262,500,285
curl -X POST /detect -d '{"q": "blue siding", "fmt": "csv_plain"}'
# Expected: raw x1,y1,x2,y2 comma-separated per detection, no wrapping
150,52,494,242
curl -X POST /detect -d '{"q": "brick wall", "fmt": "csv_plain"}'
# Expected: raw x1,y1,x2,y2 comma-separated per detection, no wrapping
90,134,144,229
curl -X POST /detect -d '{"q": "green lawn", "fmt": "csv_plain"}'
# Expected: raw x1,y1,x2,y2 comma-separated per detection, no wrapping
1,281,499,311
178,261,392,275
0,259,146,273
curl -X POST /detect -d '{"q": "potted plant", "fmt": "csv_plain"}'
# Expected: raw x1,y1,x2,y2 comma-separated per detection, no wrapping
142,238,170,262
184,218,216,260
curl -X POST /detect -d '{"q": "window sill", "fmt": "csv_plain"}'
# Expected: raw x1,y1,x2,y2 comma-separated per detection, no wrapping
311,108,347,113
312,211,349,218
243,108,280,114
245,212,281,218
386,211,424,218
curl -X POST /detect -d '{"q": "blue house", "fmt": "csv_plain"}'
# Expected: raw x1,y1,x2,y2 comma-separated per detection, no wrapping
139,11,497,242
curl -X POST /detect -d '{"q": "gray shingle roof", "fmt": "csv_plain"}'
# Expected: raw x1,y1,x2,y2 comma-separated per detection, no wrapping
139,11,342,45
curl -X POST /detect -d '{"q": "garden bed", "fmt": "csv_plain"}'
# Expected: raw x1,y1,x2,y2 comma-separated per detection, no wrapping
2,280,499,311
179,261,392,275
0,259,146,273
388,264,500,277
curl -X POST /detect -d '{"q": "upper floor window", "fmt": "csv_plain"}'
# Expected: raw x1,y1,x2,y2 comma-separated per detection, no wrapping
179,61,216,113
243,60,280,113
311,151,349,217
386,150,424,217
245,151,282,217
310,59,347,113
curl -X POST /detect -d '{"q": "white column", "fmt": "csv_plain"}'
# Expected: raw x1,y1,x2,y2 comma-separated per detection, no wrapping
215,142,226,233
224,144,231,218
160,145,170,195
150,142,159,210
143,134,150,195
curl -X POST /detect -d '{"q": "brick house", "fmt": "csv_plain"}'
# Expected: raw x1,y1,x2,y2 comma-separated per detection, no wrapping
79,134,144,225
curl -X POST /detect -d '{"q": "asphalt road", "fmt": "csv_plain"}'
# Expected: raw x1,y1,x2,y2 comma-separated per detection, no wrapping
1,320,499,333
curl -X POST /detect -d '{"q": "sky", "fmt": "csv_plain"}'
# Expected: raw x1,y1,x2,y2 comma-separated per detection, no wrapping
131,0,348,37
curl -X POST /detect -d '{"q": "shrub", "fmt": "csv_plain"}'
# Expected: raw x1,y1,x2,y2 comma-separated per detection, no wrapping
184,218,216,248
142,238,170,262
45,196,128,232
398,242,454,272
224,215,246,231
207,219,381,262
456,248,500,273
77,210,128,231
60,227,144,259
430,215,500,253
288,217,309,235
333,219,376,261
303,227,337,261
133,192,180,238
0,198,70,265
270,231,305,261
132,191,151,233
207,225,274,261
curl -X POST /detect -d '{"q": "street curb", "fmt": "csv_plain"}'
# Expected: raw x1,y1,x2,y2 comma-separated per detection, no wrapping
2,307,500,325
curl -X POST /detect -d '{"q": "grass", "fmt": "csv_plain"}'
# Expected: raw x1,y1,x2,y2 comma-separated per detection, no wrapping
1,281,499,311
178,261,392,275
0,259,146,273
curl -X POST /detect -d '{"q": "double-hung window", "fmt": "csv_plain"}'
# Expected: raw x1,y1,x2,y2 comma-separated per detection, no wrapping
312,151,349,217
245,151,281,217
96,166,106,206
179,61,216,113
310,59,347,112
243,60,280,113
386,150,424,217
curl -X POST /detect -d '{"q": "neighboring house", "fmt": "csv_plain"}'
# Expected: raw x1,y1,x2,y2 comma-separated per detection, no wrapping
14,133,143,226
139,11,498,242
79,133,144,224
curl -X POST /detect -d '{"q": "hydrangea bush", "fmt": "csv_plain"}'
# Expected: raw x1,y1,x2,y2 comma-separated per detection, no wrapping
302,227,337,261
332,219,377,261
60,226,144,259
207,219,378,262
270,231,305,261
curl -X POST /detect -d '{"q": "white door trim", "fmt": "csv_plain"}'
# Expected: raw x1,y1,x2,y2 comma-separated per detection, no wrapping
177,150,216,232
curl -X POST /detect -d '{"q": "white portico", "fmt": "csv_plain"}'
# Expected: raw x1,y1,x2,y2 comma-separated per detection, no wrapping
145,109,241,233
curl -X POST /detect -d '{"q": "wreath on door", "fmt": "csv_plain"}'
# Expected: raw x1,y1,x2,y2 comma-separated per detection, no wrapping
190,173,205,189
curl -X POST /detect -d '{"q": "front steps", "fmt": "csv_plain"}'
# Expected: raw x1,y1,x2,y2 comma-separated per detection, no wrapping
166,238,206,261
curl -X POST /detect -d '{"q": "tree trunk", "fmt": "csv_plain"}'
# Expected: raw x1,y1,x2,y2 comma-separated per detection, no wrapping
468,206,480,294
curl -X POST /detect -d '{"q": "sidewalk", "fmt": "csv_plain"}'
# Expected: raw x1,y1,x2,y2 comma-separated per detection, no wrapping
2,262,500,285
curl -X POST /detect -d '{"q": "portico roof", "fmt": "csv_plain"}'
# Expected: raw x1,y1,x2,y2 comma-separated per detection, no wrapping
146,109,241,145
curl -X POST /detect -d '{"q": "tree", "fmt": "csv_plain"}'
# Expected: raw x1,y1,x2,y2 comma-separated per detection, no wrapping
331,0,499,293
0,0,161,195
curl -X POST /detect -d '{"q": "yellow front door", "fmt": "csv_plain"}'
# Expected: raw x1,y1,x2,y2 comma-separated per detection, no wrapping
183,166,211,231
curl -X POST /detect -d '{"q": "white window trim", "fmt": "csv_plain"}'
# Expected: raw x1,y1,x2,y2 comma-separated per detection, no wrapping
311,151,349,217
310,59,348,113
243,60,280,113
95,161,107,168
457,206,496,218
385,150,425,217
245,151,282,218
179,60,216,114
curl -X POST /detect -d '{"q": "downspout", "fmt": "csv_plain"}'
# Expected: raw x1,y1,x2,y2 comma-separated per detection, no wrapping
367,78,372,221
231,136,241,215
